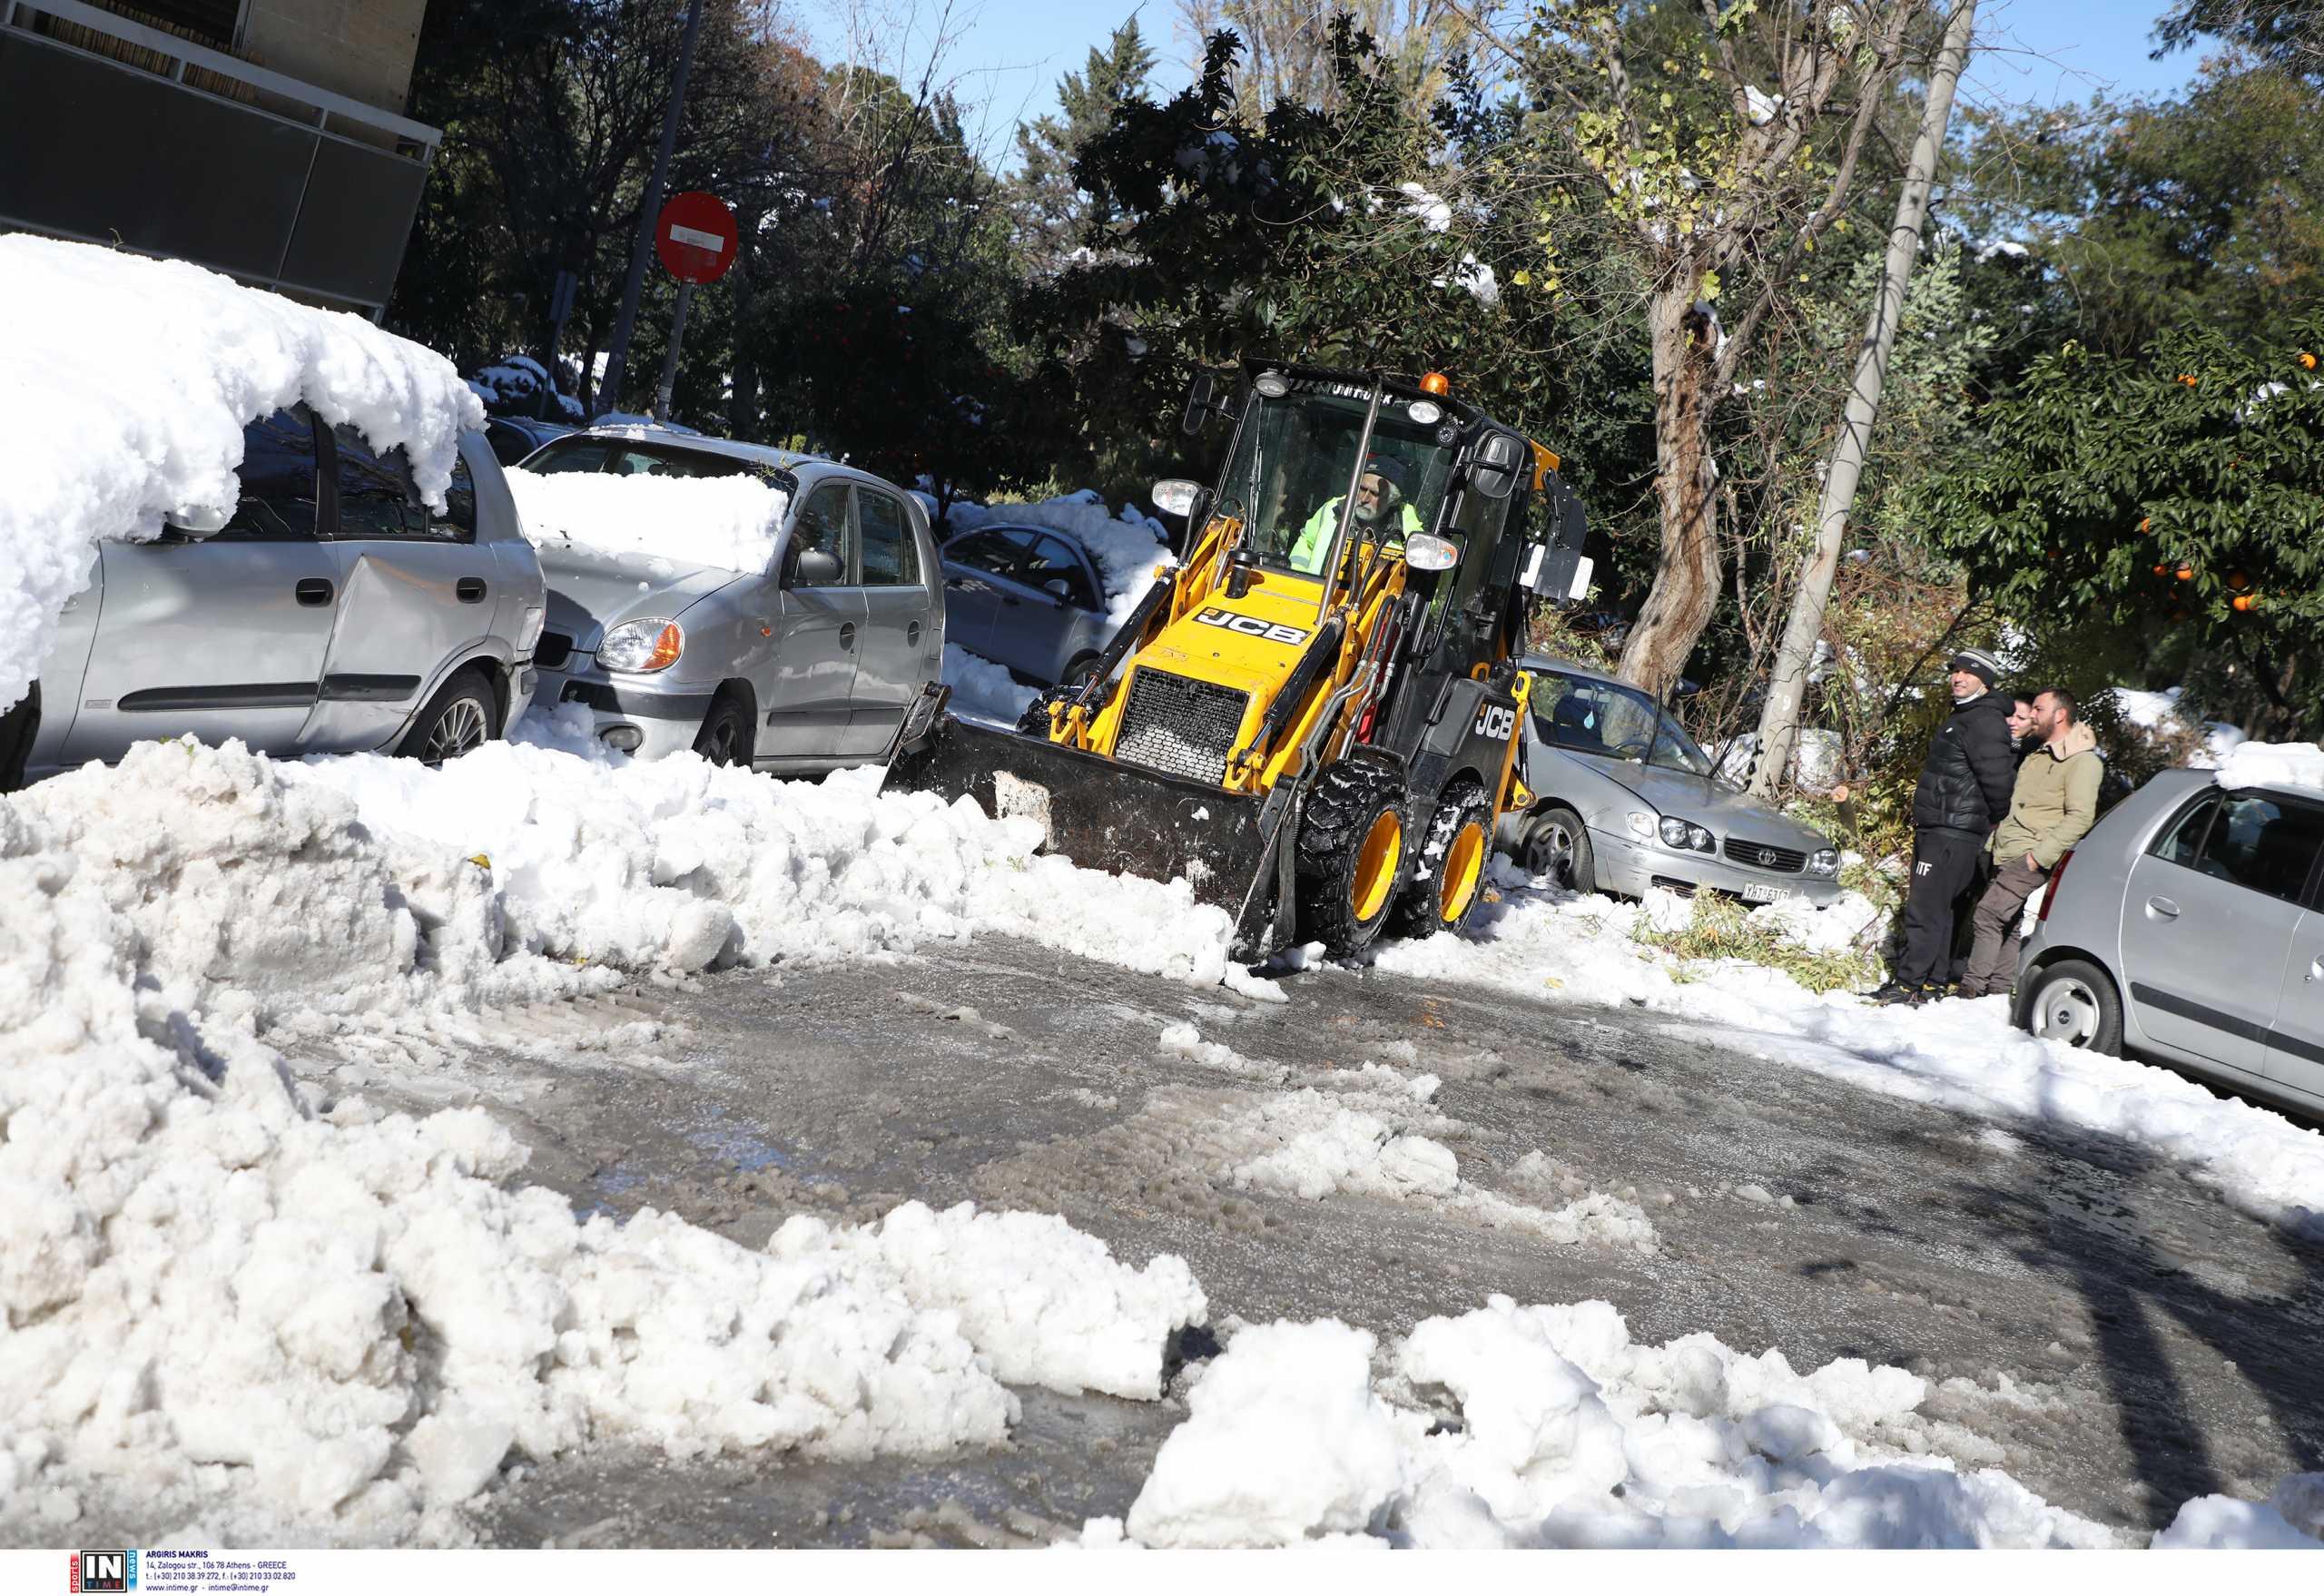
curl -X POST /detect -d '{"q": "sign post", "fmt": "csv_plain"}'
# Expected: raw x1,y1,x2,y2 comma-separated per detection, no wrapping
651,191,737,421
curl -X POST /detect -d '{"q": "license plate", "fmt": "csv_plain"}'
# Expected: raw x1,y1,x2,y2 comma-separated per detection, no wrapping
1741,882,1792,903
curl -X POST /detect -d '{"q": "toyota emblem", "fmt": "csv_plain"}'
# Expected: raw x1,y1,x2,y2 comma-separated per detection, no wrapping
1758,848,1777,866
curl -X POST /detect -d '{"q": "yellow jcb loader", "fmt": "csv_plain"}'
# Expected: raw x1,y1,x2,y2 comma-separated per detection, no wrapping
888,360,1591,959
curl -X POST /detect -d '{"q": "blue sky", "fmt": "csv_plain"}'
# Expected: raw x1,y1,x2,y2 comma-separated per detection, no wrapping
797,0,2214,161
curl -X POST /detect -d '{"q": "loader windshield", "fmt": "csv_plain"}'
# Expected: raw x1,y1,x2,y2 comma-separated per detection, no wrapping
1216,386,1455,577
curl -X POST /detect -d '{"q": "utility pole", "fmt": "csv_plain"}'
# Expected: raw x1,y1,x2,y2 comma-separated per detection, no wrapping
1747,0,1979,801
595,0,707,418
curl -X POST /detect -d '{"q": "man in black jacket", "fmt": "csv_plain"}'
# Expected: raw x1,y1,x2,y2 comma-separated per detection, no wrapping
1877,649,2016,1004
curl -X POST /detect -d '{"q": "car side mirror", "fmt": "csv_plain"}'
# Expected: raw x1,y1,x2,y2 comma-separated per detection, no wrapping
793,547,842,586
1042,577,1072,603
1468,430,1525,501
165,503,233,536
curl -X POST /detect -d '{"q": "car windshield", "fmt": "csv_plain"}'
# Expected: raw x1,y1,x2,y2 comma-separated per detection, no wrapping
1214,383,1456,576
1533,672,1714,777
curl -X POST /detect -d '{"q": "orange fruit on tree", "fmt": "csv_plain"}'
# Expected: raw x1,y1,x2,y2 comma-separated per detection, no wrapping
2302,352,2319,370
2233,593,2258,612
2228,570,2251,591
2178,374,2199,387
2175,562,2196,580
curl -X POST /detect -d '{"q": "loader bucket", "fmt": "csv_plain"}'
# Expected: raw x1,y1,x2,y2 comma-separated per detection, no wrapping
887,713,1275,935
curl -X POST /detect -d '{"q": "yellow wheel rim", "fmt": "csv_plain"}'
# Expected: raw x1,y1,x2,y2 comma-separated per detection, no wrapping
1351,809,1403,921
1438,820,1486,924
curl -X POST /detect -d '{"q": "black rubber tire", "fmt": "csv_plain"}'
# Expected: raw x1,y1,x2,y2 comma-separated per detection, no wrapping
693,691,753,766
1059,652,1104,695
397,666,498,766
1518,804,1597,893
1293,757,1412,957
1389,779,1494,940
2020,957,2124,1056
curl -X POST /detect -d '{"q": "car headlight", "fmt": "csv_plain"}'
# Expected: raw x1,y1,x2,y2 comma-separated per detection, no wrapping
1627,811,1658,841
1808,846,1840,877
599,618,683,673
1659,816,1714,852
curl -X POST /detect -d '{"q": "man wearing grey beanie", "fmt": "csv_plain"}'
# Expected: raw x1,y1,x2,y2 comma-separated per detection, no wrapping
1876,647,2017,1004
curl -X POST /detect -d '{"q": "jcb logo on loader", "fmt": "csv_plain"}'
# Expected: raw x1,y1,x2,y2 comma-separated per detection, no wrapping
1195,607,1309,646
1473,704,1517,740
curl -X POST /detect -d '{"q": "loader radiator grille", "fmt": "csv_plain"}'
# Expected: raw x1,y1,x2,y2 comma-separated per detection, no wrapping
1114,668,1248,786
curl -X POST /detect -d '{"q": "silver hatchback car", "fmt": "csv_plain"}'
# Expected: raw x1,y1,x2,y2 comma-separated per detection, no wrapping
21,404,544,783
939,524,1111,689
1493,657,1844,907
521,429,944,773
2015,766,2324,1117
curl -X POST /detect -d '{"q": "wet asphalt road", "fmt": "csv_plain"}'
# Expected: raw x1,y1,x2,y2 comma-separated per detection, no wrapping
310,930,2324,1546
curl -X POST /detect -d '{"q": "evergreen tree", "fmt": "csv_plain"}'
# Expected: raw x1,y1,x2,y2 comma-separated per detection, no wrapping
1011,16,1157,271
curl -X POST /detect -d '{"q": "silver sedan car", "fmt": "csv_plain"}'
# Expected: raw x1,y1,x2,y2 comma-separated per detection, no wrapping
1494,657,1844,906
2015,766,2324,1118
20,404,544,783
521,429,945,773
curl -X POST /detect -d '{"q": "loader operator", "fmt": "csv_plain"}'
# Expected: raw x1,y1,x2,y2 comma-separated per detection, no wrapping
1288,455,1423,575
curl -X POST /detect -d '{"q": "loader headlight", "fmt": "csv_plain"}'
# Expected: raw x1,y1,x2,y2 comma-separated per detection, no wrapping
600,618,683,674
1403,534,1461,572
1659,816,1714,852
1808,847,1840,877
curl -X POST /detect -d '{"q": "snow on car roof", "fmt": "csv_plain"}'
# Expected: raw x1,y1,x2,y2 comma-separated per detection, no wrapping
582,425,822,472
0,233,484,712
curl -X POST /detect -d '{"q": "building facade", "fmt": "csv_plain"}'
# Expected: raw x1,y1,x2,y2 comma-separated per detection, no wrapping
0,0,438,315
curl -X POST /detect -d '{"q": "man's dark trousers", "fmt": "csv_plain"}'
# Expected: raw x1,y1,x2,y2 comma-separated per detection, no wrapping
1898,826,1986,990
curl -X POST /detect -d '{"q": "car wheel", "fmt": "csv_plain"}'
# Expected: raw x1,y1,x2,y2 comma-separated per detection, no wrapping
1519,804,1596,893
693,693,753,766
2023,958,2123,1056
399,666,498,767
1059,652,1103,695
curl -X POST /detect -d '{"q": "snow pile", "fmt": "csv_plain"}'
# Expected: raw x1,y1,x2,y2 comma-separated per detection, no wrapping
933,491,1176,634
0,776,1207,1543
1099,1298,2116,1548
284,731,1236,986
1383,883,2324,1240
0,234,482,712
505,467,788,575
941,643,1039,725
2211,740,2324,795
826,1202,1206,1400
2152,1475,2324,1549
2111,685,2246,766
1121,1321,1407,1547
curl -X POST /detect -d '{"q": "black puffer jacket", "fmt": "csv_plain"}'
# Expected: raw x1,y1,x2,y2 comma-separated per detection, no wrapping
1913,691,2017,835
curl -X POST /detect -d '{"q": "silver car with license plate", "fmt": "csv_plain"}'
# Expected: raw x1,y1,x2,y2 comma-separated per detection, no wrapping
2015,766,2324,1118
1493,656,1843,906
20,404,544,783
520,429,945,771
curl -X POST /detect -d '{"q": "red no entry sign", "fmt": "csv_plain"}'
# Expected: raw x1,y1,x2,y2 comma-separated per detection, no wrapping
655,191,737,284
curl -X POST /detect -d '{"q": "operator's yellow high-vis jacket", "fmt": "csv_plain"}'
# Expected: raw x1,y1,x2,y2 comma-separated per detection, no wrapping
1288,498,1423,574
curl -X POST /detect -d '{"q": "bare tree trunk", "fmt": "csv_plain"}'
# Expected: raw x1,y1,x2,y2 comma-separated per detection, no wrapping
1617,283,1724,695
1747,0,1978,800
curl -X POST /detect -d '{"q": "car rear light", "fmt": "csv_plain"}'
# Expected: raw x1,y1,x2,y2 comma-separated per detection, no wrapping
2036,849,2073,922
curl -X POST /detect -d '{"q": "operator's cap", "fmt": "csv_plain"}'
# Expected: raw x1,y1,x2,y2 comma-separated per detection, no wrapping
1360,454,1410,492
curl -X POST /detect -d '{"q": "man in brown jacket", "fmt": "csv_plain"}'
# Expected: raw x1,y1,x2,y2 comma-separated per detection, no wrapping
1961,687,2103,998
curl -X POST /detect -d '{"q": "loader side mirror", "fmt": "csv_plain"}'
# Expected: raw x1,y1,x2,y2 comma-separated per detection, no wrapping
1469,430,1526,500
1151,478,1203,517
1180,372,1217,436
